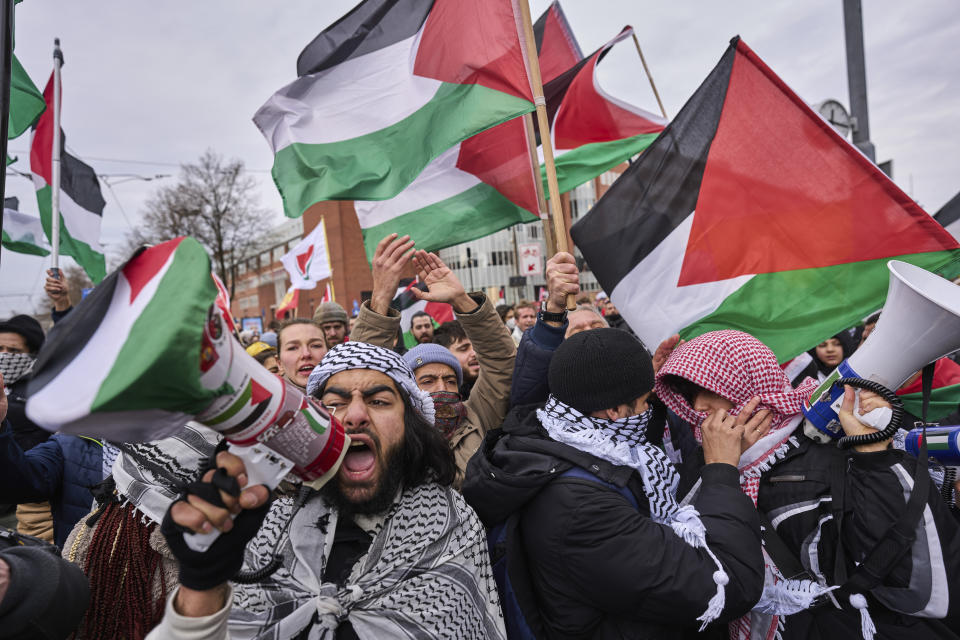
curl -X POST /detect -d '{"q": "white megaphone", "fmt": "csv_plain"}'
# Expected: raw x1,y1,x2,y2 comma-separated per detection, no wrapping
802,260,960,443
25,238,349,550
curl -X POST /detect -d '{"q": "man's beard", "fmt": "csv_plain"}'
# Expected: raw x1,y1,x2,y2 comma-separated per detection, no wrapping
415,333,432,344
321,434,406,519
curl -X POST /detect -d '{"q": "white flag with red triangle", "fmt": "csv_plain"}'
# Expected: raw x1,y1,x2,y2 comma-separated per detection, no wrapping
281,220,332,290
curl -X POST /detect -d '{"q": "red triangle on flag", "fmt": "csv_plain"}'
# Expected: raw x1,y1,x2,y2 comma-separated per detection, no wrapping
250,378,271,405
677,40,957,287
295,245,314,276
123,238,185,304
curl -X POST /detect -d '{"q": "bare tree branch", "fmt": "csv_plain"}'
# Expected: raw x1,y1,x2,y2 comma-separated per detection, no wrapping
123,149,267,292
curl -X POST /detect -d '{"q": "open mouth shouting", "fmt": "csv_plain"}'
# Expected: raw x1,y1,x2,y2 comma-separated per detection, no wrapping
341,432,378,485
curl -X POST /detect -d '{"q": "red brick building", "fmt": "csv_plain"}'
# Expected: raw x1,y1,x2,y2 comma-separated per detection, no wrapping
230,201,385,325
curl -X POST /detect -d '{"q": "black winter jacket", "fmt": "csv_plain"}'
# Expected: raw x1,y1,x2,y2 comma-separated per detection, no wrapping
744,433,960,639
463,404,765,639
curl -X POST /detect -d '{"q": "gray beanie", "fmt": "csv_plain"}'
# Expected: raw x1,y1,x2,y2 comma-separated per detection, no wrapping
313,301,348,325
404,343,463,386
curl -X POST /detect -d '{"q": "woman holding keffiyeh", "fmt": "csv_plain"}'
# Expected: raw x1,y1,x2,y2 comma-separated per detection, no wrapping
656,330,960,640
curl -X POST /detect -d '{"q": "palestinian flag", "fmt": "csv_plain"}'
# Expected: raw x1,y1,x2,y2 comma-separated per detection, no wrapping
539,26,667,194
935,191,960,242
897,357,960,422
26,237,223,441
533,1,582,84
352,2,584,261
254,0,535,217
571,37,960,362
30,72,107,283
2,197,50,256
393,280,454,348
354,116,541,260
276,287,300,319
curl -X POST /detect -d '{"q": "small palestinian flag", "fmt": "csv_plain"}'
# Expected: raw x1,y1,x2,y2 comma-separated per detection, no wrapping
533,1,583,84
2,197,50,256
30,72,107,283
393,280,454,348
572,37,960,362
254,0,535,216
897,357,960,422
540,26,667,194
26,237,222,441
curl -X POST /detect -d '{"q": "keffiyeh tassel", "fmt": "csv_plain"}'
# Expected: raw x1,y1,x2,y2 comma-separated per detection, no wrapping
537,395,729,628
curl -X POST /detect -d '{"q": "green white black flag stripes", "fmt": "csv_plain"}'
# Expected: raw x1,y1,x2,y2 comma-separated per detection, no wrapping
254,0,535,216
27,237,223,440
30,71,107,283
2,197,50,256
572,38,960,362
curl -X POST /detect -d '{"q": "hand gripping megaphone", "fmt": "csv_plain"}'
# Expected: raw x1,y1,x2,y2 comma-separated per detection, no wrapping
802,260,960,445
26,238,348,549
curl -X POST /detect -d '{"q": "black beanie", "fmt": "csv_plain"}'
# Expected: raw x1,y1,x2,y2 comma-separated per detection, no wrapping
0,315,44,353
548,328,654,414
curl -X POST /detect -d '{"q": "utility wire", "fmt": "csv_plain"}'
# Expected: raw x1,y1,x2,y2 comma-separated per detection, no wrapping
8,148,272,173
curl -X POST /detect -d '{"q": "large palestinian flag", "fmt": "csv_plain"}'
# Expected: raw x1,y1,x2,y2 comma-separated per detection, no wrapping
352,0,586,260
30,72,107,283
540,26,667,194
572,38,960,362
2,197,49,256
27,237,222,441
393,279,454,348
254,0,535,217
354,116,541,260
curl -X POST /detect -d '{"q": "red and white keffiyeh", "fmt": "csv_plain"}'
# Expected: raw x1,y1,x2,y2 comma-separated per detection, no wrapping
655,331,836,640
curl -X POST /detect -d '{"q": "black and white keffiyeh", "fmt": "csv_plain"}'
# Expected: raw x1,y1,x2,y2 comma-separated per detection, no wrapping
112,422,222,524
306,341,435,426
229,481,506,640
537,395,730,629
0,352,35,387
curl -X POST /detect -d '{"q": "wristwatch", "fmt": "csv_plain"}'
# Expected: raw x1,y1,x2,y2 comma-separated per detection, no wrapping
538,300,567,323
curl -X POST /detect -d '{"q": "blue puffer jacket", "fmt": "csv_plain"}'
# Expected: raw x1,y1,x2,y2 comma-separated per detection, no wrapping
0,423,103,548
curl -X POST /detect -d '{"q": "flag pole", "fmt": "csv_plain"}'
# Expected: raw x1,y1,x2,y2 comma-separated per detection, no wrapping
0,0,15,270
518,0,574,310
522,112,556,256
631,32,668,120
50,38,63,274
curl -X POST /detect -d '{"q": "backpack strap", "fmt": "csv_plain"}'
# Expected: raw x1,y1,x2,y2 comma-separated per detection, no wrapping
560,466,640,510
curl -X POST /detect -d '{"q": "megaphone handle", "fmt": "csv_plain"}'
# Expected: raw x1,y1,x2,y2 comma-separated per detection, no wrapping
183,443,294,553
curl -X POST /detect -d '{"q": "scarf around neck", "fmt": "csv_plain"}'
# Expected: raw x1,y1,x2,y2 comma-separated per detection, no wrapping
230,481,506,639
655,331,835,639
537,395,729,630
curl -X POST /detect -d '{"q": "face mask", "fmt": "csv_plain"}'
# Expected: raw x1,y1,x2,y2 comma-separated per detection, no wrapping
506,318,517,330
430,390,467,439
0,352,36,388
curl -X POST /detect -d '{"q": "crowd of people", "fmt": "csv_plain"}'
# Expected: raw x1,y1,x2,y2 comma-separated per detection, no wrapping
1,233,959,639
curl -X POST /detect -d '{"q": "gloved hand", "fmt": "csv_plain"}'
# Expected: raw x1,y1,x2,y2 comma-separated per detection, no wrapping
160,451,271,591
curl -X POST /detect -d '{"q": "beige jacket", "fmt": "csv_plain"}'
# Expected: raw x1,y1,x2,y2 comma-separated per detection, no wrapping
350,293,516,486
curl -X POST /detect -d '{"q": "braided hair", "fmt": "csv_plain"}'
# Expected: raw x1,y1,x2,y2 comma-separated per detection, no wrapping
80,502,168,639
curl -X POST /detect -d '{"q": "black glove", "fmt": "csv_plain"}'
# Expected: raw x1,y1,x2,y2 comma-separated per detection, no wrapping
160,468,272,591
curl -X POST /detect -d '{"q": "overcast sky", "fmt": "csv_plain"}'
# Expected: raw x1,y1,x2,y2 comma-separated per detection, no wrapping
2,0,958,316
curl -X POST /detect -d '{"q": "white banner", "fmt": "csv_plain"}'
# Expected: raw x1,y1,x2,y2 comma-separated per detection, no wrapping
281,218,333,290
